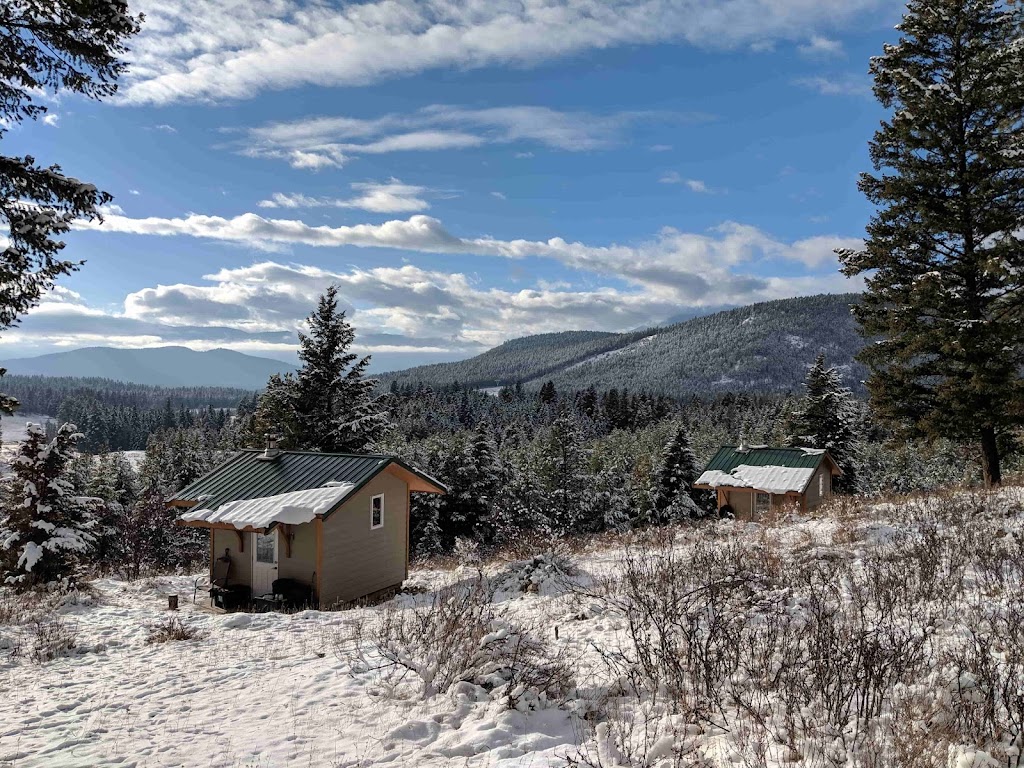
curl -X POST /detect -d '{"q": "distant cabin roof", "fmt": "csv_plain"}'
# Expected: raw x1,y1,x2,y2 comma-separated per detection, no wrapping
694,445,839,495
170,449,445,524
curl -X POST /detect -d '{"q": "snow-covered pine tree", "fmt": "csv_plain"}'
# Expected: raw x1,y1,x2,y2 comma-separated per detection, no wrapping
0,423,97,589
651,423,705,521
838,0,1024,487
86,451,140,565
532,409,591,535
785,354,860,491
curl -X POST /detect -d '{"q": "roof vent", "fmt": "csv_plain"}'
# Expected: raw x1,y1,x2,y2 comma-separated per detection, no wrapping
736,436,749,454
256,432,282,461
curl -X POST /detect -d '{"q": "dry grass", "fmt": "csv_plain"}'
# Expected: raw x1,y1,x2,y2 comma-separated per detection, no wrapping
146,615,205,644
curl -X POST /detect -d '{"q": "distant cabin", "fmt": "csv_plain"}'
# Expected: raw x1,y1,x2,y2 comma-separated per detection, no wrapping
693,445,841,518
170,444,445,608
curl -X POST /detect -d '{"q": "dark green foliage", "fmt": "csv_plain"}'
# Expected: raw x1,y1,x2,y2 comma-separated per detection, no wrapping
251,287,388,453
785,354,862,491
379,294,866,399
652,424,709,520
0,0,142,415
0,423,96,589
839,0,1024,487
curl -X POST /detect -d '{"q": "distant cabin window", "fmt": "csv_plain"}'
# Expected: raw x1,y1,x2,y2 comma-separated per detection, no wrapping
819,473,825,497
755,493,770,516
370,494,384,529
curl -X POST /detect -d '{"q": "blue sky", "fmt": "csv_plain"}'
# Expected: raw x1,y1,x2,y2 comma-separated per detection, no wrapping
3,0,901,370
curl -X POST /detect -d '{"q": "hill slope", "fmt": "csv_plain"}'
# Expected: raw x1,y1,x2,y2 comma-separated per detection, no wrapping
382,294,865,396
1,346,292,389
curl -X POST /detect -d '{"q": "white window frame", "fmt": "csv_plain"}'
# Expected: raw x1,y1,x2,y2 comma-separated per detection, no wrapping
370,493,384,530
819,473,825,498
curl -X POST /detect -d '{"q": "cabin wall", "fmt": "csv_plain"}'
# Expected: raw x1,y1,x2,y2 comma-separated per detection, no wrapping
319,470,409,606
805,465,832,508
212,528,252,587
279,521,316,586
725,490,755,520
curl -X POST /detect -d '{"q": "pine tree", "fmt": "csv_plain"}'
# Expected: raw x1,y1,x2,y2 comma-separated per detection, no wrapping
785,354,860,491
532,410,591,535
838,0,1024,487
253,287,388,453
651,423,705,521
0,2,141,415
0,423,97,589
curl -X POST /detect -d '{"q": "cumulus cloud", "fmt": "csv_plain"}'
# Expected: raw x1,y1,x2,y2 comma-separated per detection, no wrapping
257,180,432,213
75,211,862,309
121,0,891,106
42,113,59,127
235,105,688,169
794,74,871,97
797,36,845,58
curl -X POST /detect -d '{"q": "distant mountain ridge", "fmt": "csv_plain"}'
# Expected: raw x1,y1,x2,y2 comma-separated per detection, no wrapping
1,346,293,389
381,293,866,397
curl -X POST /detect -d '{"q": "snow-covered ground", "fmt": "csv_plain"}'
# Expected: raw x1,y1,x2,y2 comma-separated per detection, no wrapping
1,489,1023,767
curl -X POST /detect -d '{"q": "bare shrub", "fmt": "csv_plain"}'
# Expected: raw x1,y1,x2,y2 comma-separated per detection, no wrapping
347,573,572,704
29,615,78,662
146,615,205,644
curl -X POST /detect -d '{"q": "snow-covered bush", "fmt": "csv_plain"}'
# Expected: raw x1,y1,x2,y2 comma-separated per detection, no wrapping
348,574,572,705
0,423,99,591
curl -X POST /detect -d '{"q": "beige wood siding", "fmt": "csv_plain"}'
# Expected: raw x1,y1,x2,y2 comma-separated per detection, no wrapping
319,470,409,606
805,465,831,508
212,528,252,587
726,490,755,520
279,522,316,586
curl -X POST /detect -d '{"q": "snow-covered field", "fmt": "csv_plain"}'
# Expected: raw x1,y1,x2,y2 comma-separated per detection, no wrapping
1,489,1023,767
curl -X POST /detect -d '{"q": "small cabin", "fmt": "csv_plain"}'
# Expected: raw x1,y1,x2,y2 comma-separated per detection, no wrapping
171,447,445,609
693,445,841,519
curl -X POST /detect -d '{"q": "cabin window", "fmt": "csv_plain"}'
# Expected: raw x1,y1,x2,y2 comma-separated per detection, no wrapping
370,493,384,529
819,473,825,498
755,493,770,516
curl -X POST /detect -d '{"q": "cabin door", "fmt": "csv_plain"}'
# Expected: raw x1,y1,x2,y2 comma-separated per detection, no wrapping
251,531,278,596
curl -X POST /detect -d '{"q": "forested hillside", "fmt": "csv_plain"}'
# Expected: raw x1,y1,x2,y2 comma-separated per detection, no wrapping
381,330,646,390
381,294,865,395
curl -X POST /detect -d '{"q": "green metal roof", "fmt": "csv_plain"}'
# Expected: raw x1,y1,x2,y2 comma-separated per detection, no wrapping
702,445,828,474
171,450,444,513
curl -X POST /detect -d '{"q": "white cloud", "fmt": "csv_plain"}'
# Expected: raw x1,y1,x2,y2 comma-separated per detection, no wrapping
75,211,862,307
128,189,141,195
660,172,714,193
42,113,59,127
798,36,845,58
257,180,431,213
153,123,177,132
121,0,890,106
794,74,871,97
235,105,687,169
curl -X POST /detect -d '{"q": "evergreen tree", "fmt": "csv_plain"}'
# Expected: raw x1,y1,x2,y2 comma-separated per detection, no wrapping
252,287,388,453
0,423,96,589
532,410,591,534
86,451,140,565
785,354,860,491
651,423,705,521
0,2,142,415
839,0,1024,487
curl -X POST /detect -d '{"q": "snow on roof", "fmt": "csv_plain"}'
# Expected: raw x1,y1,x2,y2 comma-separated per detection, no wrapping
179,483,356,530
800,448,826,456
695,464,816,495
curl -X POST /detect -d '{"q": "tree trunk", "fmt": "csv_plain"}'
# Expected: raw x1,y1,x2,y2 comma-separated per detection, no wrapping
980,427,1002,489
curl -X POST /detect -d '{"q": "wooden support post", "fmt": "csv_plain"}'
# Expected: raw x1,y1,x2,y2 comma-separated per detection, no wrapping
236,530,245,553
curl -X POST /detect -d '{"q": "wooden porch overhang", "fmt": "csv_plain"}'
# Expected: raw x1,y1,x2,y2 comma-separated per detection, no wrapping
177,518,302,557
